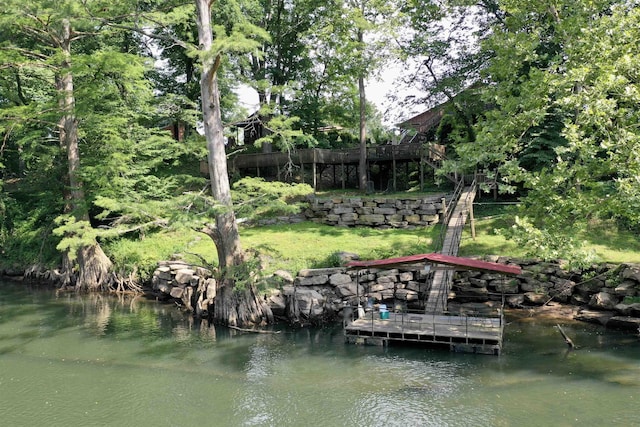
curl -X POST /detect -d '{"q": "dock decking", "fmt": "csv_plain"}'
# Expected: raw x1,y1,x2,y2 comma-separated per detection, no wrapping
345,311,504,355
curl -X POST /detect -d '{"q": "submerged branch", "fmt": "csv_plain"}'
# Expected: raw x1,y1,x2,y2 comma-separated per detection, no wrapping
556,324,576,349
228,325,281,334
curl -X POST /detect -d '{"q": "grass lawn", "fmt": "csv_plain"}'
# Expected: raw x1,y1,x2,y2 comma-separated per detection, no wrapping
241,222,439,273
107,222,439,278
458,205,640,264
106,203,640,281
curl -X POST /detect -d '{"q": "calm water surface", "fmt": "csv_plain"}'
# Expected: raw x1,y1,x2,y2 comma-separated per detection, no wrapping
1,281,639,426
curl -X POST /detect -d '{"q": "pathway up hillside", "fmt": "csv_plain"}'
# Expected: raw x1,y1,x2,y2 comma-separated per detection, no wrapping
424,184,477,313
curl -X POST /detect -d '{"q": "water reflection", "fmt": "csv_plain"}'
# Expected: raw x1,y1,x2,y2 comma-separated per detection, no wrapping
2,282,640,426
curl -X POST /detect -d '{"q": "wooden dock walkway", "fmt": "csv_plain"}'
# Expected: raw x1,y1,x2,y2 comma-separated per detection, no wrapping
424,185,477,313
345,311,503,355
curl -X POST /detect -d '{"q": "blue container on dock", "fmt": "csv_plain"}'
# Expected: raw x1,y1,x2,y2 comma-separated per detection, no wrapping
379,304,389,319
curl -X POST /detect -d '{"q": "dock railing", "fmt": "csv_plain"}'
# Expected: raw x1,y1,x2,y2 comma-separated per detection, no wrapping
346,307,503,337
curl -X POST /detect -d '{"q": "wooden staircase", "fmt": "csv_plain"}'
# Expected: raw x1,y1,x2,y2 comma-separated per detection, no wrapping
404,133,459,184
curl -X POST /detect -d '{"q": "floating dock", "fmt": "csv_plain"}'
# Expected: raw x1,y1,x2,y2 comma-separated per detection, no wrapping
345,252,521,355
345,311,504,355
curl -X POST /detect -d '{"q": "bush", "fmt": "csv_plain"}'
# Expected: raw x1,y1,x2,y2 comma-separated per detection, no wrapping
232,177,313,221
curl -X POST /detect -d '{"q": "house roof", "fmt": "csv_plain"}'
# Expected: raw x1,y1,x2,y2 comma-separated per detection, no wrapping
346,253,521,275
397,106,445,133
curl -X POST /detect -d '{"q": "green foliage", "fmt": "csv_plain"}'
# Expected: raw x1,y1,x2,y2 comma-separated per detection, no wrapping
310,251,347,268
498,216,597,269
255,114,311,151
433,0,640,255
53,216,104,261
238,221,436,275
225,253,263,291
103,227,200,280
623,296,640,305
232,177,313,220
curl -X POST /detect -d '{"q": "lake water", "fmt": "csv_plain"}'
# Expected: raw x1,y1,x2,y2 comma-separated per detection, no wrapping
1,281,639,426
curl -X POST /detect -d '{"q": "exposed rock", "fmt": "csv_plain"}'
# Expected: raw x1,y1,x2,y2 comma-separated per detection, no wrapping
335,283,364,298
329,273,353,286
469,278,488,288
524,292,549,305
394,288,419,301
297,275,329,286
613,280,637,297
491,279,519,293
305,195,448,228
267,290,286,317
298,267,345,277
506,294,525,308
607,316,640,331
149,256,640,335
295,288,325,318
156,282,171,294
174,268,195,285
622,265,640,282
273,270,294,283
574,309,614,326
399,272,414,282
589,291,618,310
576,278,605,295
170,286,184,299
336,252,360,264
369,282,394,292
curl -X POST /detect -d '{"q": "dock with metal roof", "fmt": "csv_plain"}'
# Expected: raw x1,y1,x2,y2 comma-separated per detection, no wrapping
344,253,521,355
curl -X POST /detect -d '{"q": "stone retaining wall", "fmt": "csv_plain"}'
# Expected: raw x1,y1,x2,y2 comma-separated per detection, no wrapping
149,258,640,331
303,194,451,228
266,258,640,330
150,260,216,316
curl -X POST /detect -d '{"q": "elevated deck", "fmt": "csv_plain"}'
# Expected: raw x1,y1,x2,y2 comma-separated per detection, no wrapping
345,311,503,355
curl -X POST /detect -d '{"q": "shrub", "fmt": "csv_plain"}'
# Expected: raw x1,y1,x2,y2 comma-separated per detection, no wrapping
232,177,313,221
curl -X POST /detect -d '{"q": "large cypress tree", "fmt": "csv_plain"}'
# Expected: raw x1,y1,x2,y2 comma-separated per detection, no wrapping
0,1,114,289
0,1,181,290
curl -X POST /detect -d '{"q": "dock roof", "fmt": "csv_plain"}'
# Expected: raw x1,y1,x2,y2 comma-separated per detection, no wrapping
346,253,521,276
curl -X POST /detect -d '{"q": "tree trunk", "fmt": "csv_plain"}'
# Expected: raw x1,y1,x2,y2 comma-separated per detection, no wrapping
195,0,272,326
195,0,243,269
213,283,274,327
76,243,113,291
57,19,113,291
358,73,367,191
357,28,368,192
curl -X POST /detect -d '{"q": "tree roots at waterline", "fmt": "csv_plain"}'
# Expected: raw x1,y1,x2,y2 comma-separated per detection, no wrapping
24,243,143,293
209,282,274,327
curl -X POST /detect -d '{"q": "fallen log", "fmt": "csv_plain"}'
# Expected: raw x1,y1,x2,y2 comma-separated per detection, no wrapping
228,325,281,334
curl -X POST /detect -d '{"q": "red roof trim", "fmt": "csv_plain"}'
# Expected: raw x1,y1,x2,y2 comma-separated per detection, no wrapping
346,253,521,276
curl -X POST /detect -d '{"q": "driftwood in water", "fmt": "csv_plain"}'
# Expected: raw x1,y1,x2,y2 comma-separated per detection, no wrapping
556,324,576,349
228,325,281,334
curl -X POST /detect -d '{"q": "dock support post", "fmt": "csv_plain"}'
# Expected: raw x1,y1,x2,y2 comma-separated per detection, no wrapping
312,149,317,191
419,149,425,192
470,203,476,240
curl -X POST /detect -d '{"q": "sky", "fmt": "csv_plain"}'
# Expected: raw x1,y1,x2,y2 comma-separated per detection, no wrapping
234,63,426,129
